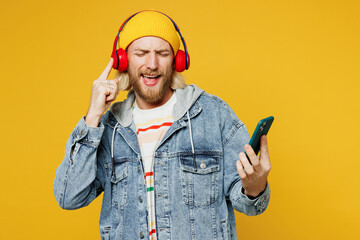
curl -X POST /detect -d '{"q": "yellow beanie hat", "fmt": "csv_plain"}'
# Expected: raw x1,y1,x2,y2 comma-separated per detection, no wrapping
119,11,180,54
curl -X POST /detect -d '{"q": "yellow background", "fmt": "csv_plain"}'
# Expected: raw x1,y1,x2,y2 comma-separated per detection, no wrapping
1,0,359,239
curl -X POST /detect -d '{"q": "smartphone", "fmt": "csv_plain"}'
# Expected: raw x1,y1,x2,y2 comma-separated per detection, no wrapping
246,116,274,157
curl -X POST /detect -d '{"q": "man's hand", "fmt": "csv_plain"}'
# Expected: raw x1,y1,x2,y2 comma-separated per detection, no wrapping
85,59,119,127
236,135,271,198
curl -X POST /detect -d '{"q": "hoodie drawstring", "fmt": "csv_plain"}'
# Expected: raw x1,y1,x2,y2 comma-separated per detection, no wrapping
111,122,120,179
187,111,197,172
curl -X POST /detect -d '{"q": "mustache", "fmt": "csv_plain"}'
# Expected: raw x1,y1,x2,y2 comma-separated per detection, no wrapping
139,70,161,76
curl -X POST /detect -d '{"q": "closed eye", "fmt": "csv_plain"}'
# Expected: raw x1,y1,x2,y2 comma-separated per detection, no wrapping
135,52,146,57
157,50,171,57
159,52,170,57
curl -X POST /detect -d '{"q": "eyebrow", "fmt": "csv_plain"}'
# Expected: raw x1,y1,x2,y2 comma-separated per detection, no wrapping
133,48,171,54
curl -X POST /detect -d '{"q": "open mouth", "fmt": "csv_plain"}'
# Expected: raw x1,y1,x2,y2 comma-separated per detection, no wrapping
141,74,161,86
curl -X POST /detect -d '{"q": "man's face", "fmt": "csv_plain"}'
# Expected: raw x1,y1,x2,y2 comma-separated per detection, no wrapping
127,36,174,108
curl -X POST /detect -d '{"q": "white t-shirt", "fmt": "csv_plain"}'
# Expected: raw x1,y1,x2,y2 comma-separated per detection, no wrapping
133,92,176,240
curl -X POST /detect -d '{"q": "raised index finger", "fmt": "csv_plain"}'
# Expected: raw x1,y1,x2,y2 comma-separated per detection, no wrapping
99,58,114,80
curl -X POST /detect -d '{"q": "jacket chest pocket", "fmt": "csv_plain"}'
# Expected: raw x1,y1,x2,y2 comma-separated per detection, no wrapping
179,153,221,207
110,161,128,209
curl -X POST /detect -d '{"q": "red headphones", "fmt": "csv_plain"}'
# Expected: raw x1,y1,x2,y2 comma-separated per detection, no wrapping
111,11,190,72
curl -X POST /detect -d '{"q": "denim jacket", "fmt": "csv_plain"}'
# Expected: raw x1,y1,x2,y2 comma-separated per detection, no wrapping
53,84,270,240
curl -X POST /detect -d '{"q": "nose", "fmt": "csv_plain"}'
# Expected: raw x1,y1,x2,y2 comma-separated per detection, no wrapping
145,52,158,70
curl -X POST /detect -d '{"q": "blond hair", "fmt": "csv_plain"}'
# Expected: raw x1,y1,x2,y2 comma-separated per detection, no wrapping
115,71,186,91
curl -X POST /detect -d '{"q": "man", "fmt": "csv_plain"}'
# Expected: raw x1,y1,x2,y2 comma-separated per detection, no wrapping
54,10,271,240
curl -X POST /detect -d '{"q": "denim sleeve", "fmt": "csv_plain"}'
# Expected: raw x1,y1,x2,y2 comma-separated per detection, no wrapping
53,117,106,210
223,121,271,216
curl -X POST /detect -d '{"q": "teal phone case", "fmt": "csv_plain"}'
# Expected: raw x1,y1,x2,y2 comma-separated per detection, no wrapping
248,116,274,156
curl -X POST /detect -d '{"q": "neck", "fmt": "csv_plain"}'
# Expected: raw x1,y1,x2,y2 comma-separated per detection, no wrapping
135,89,174,110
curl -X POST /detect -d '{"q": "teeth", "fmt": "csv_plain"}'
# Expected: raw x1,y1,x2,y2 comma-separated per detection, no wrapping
143,74,159,79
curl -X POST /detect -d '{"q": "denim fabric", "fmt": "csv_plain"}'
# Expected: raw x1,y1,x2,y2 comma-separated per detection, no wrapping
53,85,270,240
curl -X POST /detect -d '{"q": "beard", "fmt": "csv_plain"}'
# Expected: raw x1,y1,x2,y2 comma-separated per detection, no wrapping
128,66,174,105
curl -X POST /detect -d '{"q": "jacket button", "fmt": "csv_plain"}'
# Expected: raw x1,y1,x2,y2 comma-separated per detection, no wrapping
137,166,141,172
200,162,206,169
140,231,144,239
139,196,143,203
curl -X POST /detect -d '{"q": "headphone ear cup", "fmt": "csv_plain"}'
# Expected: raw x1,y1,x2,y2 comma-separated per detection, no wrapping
116,48,128,72
175,50,189,72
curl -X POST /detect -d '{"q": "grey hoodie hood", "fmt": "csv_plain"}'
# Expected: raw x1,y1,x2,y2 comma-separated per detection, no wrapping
110,84,204,127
